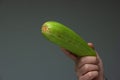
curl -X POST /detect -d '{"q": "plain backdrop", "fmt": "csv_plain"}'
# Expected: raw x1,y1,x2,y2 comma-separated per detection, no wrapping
0,0,120,80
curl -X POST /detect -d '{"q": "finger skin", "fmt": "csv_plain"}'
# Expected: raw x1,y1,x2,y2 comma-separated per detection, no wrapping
79,71,98,80
88,43,95,50
77,56,98,68
61,42,95,63
77,64,99,76
61,48,78,62
61,42,104,80
61,42,96,63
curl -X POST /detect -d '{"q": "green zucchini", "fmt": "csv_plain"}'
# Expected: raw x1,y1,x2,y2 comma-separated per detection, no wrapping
41,21,96,56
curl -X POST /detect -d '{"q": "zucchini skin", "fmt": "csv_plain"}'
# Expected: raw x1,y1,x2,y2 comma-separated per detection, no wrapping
41,21,96,57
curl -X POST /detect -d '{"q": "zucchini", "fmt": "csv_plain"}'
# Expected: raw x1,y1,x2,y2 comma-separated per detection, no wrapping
41,21,96,56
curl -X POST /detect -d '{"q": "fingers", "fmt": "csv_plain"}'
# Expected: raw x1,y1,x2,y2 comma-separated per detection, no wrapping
79,71,98,80
61,42,96,62
76,56,98,68
61,48,78,62
77,64,99,76
75,56,99,80
61,42,104,80
88,43,95,50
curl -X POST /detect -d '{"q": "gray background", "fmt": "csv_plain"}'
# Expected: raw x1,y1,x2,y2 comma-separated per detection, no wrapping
0,0,120,80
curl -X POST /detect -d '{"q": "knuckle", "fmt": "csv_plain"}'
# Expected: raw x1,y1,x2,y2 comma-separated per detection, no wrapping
87,72,92,78
80,57,87,63
83,64,89,71
80,56,97,64
87,71,98,79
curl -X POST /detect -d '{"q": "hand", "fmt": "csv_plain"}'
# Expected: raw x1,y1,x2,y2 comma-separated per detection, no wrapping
61,43,104,80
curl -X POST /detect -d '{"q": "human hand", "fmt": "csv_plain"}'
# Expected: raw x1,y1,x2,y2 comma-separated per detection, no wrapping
61,43,104,80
